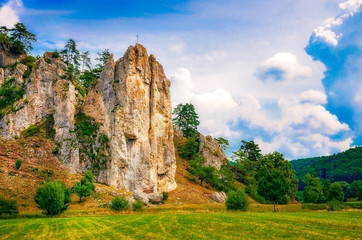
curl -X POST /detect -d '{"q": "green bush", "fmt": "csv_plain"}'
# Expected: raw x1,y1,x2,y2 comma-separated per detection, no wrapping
328,200,344,211
132,199,144,211
15,160,22,169
0,197,18,217
328,183,344,202
52,50,60,58
52,147,59,154
20,55,36,67
34,181,71,215
177,136,199,160
226,188,250,211
162,192,169,201
111,196,130,211
0,78,25,117
100,134,109,144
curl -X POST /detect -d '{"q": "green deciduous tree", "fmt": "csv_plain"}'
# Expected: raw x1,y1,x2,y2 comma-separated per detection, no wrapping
334,181,351,201
34,181,71,215
177,136,199,160
189,156,217,186
257,170,289,211
256,152,298,203
303,174,324,203
328,182,344,202
357,185,362,201
322,179,331,201
73,171,95,202
173,103,200,137
350,180,362,198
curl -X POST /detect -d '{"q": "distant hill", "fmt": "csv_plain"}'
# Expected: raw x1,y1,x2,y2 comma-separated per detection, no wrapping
291,147,362,190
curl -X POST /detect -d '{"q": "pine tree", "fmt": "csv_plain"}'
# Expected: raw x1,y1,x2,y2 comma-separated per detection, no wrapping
173,103,200,137
10,22,37,52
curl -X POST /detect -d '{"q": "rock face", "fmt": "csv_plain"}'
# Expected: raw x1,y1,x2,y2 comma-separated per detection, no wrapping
211,192,227,203
198,134,228,169
0,43,25,67
0,45,177,194
0,53,72,140
83,44,176,193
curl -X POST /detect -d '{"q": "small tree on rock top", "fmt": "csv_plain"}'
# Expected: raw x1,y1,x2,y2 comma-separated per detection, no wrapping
173,103,200,137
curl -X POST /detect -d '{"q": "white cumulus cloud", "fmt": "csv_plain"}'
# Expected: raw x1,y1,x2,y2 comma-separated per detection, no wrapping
300,90,327,104
0,0,23,28
312,0,362,46
258,52,312,80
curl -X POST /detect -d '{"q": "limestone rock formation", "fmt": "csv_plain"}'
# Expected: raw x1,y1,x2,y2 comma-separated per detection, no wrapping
0,43,25,67
198,134,228,169
0,45,177,195
211,192,226,203
83,44,176,193
0,53,73,140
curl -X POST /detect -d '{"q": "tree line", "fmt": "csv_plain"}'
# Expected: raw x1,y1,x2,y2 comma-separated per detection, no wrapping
173,103,299,211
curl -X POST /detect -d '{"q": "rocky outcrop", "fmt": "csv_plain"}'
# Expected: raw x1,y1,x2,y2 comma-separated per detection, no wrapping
148,192,164,203
211,192,226,203
0,68,4,86
83,44,176,193
198,134,228,169
0,45,177,195
0,43,25,67
0,53,73,140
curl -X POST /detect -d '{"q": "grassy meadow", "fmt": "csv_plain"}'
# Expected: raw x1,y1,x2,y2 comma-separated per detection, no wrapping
1,210,361,240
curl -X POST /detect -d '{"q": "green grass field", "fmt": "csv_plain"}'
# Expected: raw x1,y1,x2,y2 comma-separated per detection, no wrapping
1,211,361,239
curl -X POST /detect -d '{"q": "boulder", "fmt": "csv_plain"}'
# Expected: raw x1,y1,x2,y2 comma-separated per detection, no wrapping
148,192,164,203
211,192,227,203
133,192,149,205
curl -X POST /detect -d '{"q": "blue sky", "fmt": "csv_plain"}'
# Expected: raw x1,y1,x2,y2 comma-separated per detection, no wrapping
1,0,361,159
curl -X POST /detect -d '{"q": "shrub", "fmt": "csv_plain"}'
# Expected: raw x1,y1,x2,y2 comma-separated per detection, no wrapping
226,188,250,211
20,55,36,67
0,197,18,217
100,134,109,145
52,147,59,154
34,181,71,215
328,200,344,211
52,50,60,58
328,183,344,202
162,192,169,201
15,160,22,169
132,199,144,211
177,136,199,160
111,196,130,211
